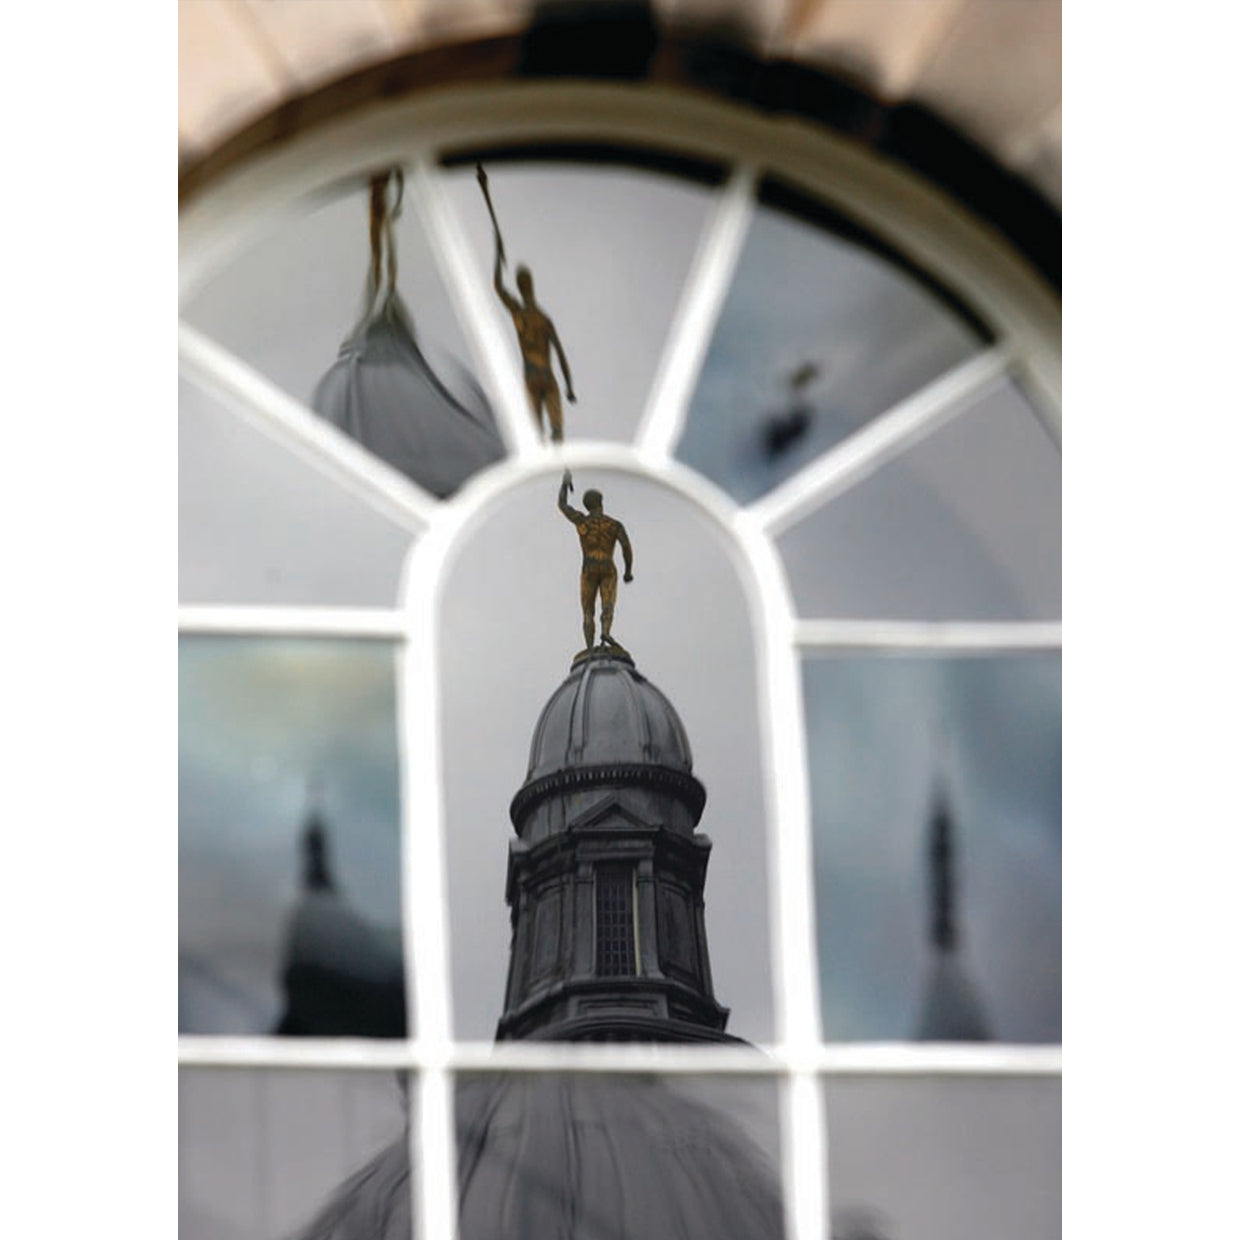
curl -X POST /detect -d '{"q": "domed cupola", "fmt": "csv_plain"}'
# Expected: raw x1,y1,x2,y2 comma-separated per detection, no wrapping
510,650,707,846
498,648,738,1045
526,650,695,777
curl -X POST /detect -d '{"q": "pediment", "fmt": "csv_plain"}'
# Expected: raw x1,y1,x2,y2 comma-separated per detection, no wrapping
566,793,657,833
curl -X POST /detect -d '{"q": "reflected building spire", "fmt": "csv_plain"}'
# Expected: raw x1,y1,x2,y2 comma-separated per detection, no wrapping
300,777,335,893
914,758,991,1042
274,780,407,1039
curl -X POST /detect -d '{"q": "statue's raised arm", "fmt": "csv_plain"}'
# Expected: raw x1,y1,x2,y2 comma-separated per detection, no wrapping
558,470,584,523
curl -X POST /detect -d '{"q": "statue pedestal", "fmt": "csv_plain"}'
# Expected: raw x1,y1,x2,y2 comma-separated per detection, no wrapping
571,642,633,669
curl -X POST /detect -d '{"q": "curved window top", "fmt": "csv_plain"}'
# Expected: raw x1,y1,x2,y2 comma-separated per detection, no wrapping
180,92,1060,1240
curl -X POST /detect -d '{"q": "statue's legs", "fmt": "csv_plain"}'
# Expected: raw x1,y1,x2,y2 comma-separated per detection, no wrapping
523,380,546,439
581,567,600,648
598,566,618,641
544,385,564,443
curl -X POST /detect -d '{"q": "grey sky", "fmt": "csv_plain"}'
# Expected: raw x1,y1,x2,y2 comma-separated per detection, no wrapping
180,377,414,607
824,1074,1061,1240
777,379,1062,621
180,1067,409,1240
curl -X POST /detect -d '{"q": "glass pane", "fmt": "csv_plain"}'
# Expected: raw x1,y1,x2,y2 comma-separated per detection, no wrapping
804,654,1060,1043
180,1067,413,1240
439,471,775,1043
440,150,722,444
182,176,505,497
180,376,415,606
455,1073,783,1238
179,637,409,1037
777,378,1061,621
823,1074,1060,1240
678,177,987,505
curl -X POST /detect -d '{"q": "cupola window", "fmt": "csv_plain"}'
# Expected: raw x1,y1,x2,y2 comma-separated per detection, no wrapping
595,864,637,977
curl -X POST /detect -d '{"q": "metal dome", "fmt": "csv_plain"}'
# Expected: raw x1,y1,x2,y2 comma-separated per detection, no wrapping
311,290,505,499
288,1074,783,1240
524,650,694,783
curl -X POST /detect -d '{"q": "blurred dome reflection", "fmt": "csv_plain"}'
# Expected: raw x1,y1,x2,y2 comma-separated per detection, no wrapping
290,1073,783,1240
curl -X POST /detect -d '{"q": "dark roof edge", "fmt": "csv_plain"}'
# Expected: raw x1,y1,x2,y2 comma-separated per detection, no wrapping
179,19,1059,292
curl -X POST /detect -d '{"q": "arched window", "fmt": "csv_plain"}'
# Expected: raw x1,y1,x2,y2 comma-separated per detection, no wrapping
180,53,1059,1240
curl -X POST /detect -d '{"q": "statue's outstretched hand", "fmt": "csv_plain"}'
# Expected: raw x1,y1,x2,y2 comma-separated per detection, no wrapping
566,387,577,404
624,571,633,583
562,469,573,492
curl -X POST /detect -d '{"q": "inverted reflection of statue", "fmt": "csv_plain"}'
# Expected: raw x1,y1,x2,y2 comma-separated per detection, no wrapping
311,168,503,498
558,469,633,654
477,163,576,442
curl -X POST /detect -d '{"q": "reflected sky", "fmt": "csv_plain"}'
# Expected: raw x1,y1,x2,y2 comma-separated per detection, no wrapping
678,183,985,506
804,654,1061,1042
179,378,416,606
180,1067,410,1240
777,379,1061,621
439,470,775,1042
441,158,717,443
179,638,405,1035
824,1074,1060,1240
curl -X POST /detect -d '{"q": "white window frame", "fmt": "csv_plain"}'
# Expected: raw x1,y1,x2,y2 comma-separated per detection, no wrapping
179,82,1062,1240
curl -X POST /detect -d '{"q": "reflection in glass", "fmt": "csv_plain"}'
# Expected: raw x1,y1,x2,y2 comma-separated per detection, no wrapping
823,1074,1060,1240
776,378,1061,621
311,170,504,496
179,637,408,1037
181,176,503,497
180,1067,413,1240
455,1073,783,1239
438,472,774,1042
441,154,719,443
179,377,416,606
678,179,986,505
803,654,1060,1042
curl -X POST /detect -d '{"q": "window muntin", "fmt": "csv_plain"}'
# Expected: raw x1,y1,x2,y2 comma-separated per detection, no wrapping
676,178,988,507
181,179,482,429
438,154,722,446
776,377,1062,622
179,97,1060,1240
180,376,418,606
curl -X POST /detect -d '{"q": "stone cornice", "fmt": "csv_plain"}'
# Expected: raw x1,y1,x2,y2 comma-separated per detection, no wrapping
510,761,707,826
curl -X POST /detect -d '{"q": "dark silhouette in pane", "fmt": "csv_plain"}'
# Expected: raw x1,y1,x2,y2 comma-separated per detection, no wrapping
274,801,407,1039
914,782,991,1042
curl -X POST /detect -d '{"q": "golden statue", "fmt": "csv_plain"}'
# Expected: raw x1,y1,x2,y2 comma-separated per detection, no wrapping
558,470,633,652
477,164,576,443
